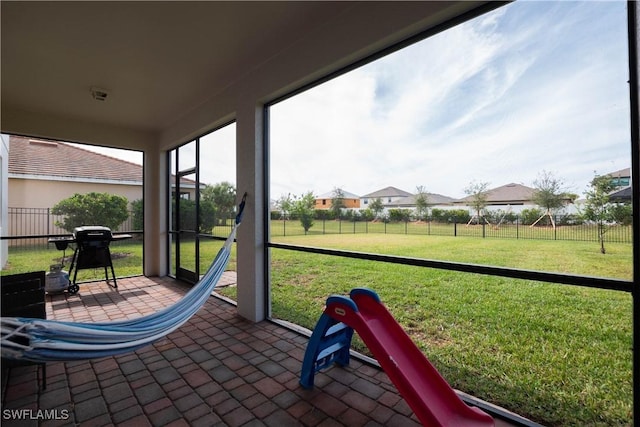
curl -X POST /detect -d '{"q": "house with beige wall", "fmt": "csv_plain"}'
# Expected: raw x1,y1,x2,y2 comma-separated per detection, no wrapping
8,135,144,209
5,135,196,236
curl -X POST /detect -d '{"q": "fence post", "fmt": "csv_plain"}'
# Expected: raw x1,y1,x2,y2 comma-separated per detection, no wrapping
454,222,457,237
482,222,485,238
554,215,557,240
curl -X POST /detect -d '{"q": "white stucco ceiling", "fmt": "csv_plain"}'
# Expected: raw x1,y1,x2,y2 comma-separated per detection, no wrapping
1,1,487,147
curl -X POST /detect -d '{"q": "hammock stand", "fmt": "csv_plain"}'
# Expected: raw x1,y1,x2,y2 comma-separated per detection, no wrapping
1,193,247,363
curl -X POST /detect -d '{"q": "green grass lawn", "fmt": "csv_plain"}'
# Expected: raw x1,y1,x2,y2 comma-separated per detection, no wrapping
269,218,633,245
221,234,633,426
3,233,633,425
1,238,235,281
2,240,145,280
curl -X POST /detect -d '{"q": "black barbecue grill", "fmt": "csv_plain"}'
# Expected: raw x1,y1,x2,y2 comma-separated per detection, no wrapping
69,226,117,291
48,227,132,294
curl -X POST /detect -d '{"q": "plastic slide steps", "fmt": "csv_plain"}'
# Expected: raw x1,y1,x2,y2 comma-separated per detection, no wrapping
300,287,494,427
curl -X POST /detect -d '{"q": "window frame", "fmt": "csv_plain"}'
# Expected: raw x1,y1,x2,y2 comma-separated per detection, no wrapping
263,0,639,421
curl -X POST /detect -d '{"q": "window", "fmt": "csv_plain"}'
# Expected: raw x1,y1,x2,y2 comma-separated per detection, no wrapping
269,0,632,278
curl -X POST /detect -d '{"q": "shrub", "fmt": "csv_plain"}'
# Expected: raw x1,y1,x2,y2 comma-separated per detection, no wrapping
520,208,544,225
388,208,412,222
52,192,129,232
131,199,143,230
359,208,375,222
431,208,471,224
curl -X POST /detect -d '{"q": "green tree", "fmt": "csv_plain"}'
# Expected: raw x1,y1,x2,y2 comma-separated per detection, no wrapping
414,185,430,221
275,194,294,219
582,174,618,254
201,181,236,226
131,199,144,230
610,203,633,226
291,192,316,233
172,198,197,231
531,170,572,228
369,198,384,219
52,192,129,232
330,187,346,219
464,181,490,225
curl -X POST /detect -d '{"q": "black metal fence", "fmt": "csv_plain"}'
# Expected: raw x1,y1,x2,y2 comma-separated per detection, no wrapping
271,216,633,244
4,208,633,246
5,207,137,247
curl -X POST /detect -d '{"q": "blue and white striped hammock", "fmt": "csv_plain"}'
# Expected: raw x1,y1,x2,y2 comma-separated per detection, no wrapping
1,194,246,363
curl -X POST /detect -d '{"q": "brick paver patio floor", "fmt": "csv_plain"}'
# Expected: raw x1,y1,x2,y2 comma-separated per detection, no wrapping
1,275,522,426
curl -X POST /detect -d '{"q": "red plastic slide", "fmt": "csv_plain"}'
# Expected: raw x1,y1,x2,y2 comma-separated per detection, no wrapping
325,288,494,427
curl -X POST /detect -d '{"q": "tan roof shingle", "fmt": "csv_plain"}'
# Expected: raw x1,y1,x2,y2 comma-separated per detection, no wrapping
8,135,142,182
458,183,535,204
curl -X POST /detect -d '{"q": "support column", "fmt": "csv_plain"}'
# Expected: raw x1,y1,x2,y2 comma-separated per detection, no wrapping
143,145,168,277
235,104,266,322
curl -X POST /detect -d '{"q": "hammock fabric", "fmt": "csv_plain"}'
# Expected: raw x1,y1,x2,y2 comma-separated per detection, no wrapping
1,194,247,363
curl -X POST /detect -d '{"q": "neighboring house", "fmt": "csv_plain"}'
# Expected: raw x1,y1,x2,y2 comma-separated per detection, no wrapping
455,183,541,214
8,135,145,209
360,186,458,216
607,167,630,188
393,192,457,210
607,167,631,203
361,186,413,208
609,186,632,203
6,135,196,236
315,189,360,210
574,167,632,208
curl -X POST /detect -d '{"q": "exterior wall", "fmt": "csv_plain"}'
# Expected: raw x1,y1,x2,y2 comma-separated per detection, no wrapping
453,203,580,215
8,178,142,208
315,198,360,210
361,196,407,207
7,178,146,238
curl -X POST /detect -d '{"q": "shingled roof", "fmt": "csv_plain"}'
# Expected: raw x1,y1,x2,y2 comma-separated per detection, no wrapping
362,186,413,198
8,135,142,182
316,189,360,199
398,192,456,206
457,183,535,204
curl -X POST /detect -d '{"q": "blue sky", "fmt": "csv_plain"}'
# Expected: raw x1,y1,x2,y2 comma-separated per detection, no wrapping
81,1,631,201
270,0,631,199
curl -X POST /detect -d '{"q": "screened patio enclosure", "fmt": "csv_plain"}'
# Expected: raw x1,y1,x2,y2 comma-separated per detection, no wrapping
1,2,638,425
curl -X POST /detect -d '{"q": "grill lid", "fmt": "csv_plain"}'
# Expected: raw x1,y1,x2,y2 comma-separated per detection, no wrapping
73,226,113,240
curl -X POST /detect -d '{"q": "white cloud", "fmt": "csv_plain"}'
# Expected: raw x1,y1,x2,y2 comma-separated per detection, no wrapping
269,0,631,200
